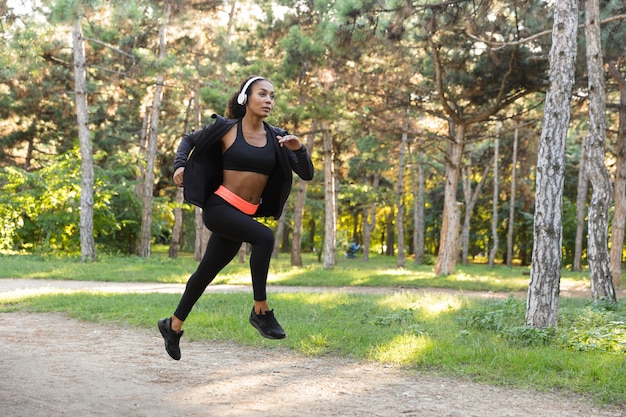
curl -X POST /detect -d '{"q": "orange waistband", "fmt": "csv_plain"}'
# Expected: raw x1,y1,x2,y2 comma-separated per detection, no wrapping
214,185,259,215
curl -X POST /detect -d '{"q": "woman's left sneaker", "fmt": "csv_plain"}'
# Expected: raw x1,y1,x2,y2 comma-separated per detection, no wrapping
249,308,286,339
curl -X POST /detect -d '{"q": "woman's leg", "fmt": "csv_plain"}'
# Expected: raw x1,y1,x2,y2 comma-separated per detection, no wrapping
202,196,284,339
202,195,275,304
172,232,241,325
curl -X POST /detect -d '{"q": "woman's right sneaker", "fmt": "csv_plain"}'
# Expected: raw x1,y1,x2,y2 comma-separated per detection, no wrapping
249,308,286,339
158,317,183,360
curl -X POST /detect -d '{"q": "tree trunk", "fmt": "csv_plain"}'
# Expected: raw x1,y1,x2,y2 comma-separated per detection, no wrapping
168,187,184,258
526,0,578,328
460,166,471,265
140,0,170,257
238,243,247,263
322,120,337,268
170,86,199,259
362,174,379,262
413,142,425,264
573,138,588,271
396,117,408,268
385,210,394,256
273,211,286,259
489,127,499,267
194,207,210,261
460,158,490,265
608,61,626,288
72,18,96,262
291,126,315,266
435,123,465,275
506,120,519,266
584,0,616,303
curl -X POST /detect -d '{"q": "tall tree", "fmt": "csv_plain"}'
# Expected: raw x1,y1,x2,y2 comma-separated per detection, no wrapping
526,0,578,328
506,118,520,266
573,139,588,272
584,0,616,302
489,126,500,267
412,137,426,264
73,16,96,262
291,127,315,266
608,60,626,288
47,0,105,261
422,1,548,275
322,119,337,268
460,149,491,265
395,116,409,268
139,0,171,257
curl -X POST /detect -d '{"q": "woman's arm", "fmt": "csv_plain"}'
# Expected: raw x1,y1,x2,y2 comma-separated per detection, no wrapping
172,130,202,186
288,146,314,181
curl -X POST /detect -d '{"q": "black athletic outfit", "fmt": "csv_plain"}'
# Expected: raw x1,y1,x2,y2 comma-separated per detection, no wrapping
172,115,313,321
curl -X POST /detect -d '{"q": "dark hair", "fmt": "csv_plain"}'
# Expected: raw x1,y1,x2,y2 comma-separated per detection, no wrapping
225,76,266,119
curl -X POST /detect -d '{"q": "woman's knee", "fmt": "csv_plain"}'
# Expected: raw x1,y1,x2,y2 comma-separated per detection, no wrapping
246,223,274,248
255,226,275,247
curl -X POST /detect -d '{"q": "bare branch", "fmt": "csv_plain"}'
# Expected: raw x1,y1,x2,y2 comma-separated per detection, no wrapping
466,13,626,51
84,37,135,59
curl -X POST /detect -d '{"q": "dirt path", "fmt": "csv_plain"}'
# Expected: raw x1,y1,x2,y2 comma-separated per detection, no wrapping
1,279,624,417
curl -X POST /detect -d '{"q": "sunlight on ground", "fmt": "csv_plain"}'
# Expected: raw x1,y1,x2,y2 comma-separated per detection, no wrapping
378,293,465,318
372,333,435,364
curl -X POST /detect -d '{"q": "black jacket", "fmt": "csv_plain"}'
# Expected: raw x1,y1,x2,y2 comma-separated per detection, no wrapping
174,114,314,219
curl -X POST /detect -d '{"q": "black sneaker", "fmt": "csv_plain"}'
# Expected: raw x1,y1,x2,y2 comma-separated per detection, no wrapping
249,308,286,339
158,317,183,360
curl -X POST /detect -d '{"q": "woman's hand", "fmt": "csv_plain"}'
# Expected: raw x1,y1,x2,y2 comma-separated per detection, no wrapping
173,167,185,187
277,134,303,151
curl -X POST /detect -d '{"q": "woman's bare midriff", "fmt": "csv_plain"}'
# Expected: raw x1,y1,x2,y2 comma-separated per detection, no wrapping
222,170,269,204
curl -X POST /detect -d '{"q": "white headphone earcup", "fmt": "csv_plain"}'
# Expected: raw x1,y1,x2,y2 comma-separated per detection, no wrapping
237,92,247,105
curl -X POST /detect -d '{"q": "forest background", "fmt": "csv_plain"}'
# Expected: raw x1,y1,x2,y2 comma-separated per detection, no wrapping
1,1,626,307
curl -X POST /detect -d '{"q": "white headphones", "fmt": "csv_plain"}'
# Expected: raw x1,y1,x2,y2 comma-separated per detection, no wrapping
236,76,265,105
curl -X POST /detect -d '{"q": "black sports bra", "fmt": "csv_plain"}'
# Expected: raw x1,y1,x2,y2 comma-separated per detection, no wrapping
222,122,276,176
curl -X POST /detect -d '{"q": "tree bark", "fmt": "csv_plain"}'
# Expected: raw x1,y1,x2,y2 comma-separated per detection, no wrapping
608,61,626,288
413,141,425,264
584,0,616,303
291,125,315,266
435,123,464,275
489,127,499,267
506,120,519,266
73,18,96,262
385,210,395,256
168,187,184,258
573,139,588,272
194,207,210,261
362,174,379,262
170,85,199,259
396,117,408,268
526,0,578,328
322,120,337,268
140,0,170,257
460,158,490,264
273,211,286,259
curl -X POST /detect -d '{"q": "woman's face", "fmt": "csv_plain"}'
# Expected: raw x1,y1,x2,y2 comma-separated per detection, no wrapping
247,80,275,117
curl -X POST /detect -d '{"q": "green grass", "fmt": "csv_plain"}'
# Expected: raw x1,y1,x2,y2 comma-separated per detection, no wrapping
0,250,624,407
0,247,594,292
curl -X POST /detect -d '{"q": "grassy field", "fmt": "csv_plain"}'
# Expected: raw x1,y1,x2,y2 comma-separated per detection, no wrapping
0,247,593,291
1,249,624,406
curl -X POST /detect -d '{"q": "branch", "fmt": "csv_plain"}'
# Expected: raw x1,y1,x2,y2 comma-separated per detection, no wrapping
466,14,626,51
608,61,626,89
428,36,463,125
84,37,135,59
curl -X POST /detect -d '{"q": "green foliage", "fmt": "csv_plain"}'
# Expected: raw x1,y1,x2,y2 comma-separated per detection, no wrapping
561,303,626,354
457,296,626,354
0,148,170,255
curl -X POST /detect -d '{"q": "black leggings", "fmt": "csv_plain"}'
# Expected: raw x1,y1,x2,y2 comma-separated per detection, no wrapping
173,193,275,321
